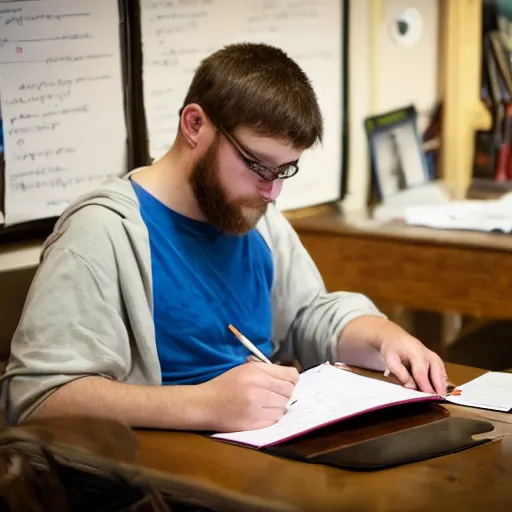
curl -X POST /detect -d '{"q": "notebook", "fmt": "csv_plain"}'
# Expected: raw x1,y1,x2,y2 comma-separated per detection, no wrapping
212,363,512,448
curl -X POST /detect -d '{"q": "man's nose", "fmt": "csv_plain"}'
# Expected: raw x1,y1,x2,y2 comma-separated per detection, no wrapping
262,179,283,201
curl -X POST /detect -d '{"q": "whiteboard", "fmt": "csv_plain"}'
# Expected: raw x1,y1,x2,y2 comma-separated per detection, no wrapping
0,0,128,226
139,0,344,212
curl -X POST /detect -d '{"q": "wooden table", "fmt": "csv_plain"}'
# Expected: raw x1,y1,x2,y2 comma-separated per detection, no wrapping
290,214,512,320
135,363,512,511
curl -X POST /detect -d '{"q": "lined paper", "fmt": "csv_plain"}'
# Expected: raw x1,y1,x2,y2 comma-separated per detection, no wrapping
139,0,344,211
0,0,127,225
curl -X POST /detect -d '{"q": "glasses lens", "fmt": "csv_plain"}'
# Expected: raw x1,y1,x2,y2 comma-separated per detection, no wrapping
279,165,298,179
258,168,277,181
256,165,298,181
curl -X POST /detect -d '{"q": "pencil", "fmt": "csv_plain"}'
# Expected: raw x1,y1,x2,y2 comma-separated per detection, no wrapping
228,324,272,364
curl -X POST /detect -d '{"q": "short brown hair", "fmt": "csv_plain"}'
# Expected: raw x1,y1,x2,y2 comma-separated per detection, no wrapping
181,43,323,148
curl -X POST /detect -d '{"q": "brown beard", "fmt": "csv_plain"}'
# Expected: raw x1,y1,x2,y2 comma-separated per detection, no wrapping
189,135,268,235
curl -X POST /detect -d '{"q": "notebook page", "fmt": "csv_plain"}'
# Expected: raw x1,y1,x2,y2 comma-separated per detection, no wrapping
446,372,512,412
212,364,437,448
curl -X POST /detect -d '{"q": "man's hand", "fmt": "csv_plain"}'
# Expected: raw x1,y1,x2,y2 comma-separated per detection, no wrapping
379,332,447,396
199,362,299,433
339,316,448,396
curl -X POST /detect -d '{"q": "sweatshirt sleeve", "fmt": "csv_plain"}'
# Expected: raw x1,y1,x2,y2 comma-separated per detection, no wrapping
0,246,132,425
259,207,386,370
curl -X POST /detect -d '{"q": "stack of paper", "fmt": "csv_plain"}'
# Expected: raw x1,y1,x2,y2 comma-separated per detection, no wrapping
404,195,512,232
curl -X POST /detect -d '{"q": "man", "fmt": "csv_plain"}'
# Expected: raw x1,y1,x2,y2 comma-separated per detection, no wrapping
1,43,447,432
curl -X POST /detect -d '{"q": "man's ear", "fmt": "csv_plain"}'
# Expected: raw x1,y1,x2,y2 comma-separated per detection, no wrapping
180,104,210,148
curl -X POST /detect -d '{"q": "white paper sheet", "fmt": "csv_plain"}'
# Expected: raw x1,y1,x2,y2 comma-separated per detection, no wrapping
404,196,512,233
0,0,127,225
212,363,436,448
446,372,512,412
139,0,343,211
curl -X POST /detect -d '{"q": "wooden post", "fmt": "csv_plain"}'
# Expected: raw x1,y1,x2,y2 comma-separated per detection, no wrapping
440,0,492,198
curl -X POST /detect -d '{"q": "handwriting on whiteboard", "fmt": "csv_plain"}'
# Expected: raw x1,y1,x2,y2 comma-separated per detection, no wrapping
139,0,343,211
0,1,127,225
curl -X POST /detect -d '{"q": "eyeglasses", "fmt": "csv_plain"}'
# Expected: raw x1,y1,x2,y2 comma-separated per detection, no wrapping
218,126,299,182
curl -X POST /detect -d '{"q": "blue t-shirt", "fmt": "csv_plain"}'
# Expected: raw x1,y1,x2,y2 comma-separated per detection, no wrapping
131,180,273,385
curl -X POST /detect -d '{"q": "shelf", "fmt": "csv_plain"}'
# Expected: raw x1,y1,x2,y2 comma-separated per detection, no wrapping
0,240,44,273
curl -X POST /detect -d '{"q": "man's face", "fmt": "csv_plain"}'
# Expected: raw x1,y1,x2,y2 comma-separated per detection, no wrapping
190,126,303,235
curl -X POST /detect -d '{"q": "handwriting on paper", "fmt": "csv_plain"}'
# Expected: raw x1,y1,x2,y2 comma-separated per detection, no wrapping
213,364,436,448
0,1,127,225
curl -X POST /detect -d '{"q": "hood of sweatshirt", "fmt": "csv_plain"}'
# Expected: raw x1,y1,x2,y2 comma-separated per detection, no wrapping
41,174,140,259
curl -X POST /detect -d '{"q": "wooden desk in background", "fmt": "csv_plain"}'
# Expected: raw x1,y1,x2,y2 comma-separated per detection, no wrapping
2,213,509,319
135,363,512,511
290,214,512,320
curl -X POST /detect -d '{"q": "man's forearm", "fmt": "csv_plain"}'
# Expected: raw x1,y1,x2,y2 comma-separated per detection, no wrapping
28,376,211,430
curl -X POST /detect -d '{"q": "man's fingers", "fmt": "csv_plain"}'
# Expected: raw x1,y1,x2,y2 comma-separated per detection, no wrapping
261,391,291,411
266,376,296,399
386,354,416,389
429,357,449,396
258,362,300,385
411,360,436,394
247,363,298,398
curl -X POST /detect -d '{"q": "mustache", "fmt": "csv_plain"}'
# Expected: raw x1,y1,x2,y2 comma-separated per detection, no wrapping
241,197,274,208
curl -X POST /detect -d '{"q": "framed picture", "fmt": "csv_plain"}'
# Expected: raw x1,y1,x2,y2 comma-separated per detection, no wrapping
365,105,430,201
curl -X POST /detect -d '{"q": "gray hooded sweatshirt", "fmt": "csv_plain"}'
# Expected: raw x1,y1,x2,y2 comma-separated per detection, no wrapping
1,174,384,425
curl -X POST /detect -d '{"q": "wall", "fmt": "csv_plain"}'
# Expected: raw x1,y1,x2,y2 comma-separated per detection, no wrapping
342,0,439,211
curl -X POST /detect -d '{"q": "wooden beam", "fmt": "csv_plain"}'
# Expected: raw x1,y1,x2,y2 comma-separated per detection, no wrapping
440,0,492,198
